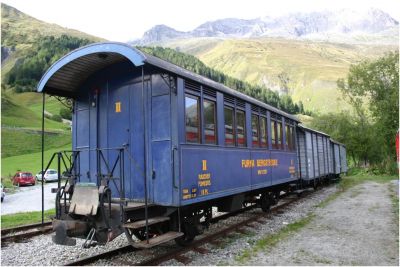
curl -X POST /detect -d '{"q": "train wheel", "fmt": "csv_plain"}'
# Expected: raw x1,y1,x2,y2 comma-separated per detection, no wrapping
124,224,161,243
260,192,274,212
126,229,152,241
175,221,196,246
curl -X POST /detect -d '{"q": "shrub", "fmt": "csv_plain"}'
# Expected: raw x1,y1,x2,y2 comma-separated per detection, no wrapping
59,107,72,120
51,114,62,122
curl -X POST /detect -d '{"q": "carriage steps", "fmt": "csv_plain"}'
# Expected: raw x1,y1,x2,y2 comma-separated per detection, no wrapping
123,216,184,249
123,216,170,230
131,231,184,249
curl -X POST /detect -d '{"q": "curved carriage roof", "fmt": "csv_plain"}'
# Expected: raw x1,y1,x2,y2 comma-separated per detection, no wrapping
37,42,299,122
297,124,330,137
298,124,345,146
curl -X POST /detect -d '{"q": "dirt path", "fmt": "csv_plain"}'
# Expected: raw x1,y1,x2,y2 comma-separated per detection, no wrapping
247,181,399,266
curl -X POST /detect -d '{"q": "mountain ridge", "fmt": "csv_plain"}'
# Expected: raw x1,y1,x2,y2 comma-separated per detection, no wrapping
131,8,398,45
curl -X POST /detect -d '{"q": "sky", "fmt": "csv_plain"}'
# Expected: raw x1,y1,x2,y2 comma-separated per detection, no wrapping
2,0,399,42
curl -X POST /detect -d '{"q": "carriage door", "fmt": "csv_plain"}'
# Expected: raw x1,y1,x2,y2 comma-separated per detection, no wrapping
100,81,148,201
101,83,132,199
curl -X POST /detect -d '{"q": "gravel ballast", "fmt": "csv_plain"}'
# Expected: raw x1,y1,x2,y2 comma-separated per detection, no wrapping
1,185,338,266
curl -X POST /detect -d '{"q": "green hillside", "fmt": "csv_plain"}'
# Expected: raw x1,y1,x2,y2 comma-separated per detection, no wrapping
1,3,102,82
1,92,71,180
2,144,71,179
139,46,306,114
162,37,397,113
1,3,102,46
1,91,71,158
0,3,88,177
1,92,68,130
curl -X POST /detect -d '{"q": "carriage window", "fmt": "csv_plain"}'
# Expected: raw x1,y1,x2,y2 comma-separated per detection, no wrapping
277,122,283,149
251,114,259,147
185,95,200,143
271,121,276,149
236,110,246,147
291,126,296,150
204,100,217,145
285,125,290,150
224,106,234,146
260,117,267,148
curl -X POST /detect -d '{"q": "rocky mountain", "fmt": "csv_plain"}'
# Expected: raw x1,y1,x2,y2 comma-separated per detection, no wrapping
132,8,398,45
140,24,188,43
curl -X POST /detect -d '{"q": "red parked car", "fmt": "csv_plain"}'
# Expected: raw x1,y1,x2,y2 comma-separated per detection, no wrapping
12,172,36,187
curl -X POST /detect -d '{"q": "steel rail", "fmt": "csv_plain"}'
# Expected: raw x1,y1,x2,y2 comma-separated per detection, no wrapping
138,197,298,266
64,203,259,266
1,223,53,244
65,191,303,266
1,221,52,236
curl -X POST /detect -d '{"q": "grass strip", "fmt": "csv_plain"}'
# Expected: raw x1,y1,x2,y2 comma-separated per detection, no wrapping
1,209,55,228
236,214,315,264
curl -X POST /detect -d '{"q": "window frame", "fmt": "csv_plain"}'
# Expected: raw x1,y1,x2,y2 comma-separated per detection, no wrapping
184,94,201,144
251,113,260,148
290,125,296,151
236,108,246,147
271,119,277,149
223,105,235,146
277,121,283,150
260,115,268,148
285,124,290,150
203,98,217,145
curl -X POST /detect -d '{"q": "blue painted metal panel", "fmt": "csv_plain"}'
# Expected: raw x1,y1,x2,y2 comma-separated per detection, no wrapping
89,86,98,184
267,111,272,150
282,117,286,151
151,75,170,96
177,78,185,145
152,95,171,141
180,146,251,205
106,83,131,198
216,92,224,146
128,81,146,200
250,150,272,189
270,151,297,185
179,145,297,206
72,62,147,201
169,77,180,206
152,141,173,204
76,109,89,148
245,103,252,148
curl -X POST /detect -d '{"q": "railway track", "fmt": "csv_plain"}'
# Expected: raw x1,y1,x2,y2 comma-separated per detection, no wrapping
66,190,310,266
1,221,53,245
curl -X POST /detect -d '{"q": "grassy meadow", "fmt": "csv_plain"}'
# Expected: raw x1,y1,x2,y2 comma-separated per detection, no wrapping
1,91,72,187
164,37,397,113
1,209,55,228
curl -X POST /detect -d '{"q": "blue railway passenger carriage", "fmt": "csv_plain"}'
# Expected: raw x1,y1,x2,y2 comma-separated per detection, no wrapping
37,42,346,248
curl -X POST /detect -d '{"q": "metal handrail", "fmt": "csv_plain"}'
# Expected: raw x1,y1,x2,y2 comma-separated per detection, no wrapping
45,147,127,222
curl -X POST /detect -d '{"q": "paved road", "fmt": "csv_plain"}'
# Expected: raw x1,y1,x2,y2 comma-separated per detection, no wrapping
1,183,56,215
